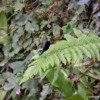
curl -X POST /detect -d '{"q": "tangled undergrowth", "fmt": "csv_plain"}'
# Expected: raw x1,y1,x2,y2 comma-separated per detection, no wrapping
0,0,100,100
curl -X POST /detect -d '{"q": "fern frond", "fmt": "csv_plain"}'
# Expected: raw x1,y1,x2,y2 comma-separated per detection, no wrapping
20,29,100,84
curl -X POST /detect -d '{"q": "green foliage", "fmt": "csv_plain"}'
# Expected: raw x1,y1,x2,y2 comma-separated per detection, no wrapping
46,68,72,98
0,89,7,100
0,30,11,45
62,21,74,34
0,0,100,99
20,29,100,84
14,0,25,12
65,94,85,100
0,11,11,45
0,11,7,31
65,83,89,100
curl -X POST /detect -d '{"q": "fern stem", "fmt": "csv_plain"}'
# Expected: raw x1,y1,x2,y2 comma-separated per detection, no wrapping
79,61,100,80
79,80,93,93
80,72,100,80
74,61,93,67
79,66,91,78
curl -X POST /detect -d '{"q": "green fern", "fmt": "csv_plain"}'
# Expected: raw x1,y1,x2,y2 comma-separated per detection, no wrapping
20,28,100,84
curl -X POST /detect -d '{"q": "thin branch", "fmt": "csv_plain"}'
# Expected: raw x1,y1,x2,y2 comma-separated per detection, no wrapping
81,73,100,80
74,61,93,67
